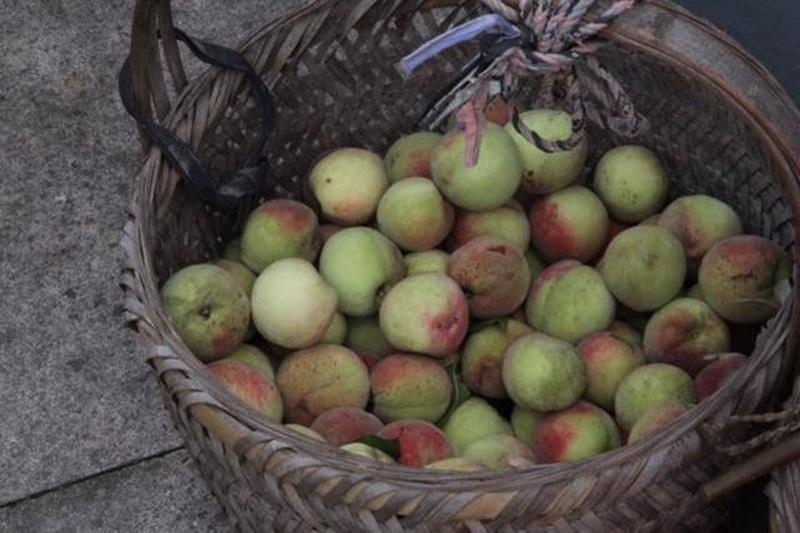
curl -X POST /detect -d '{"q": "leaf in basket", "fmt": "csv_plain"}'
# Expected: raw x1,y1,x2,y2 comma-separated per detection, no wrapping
438,363,472,428
356,435,401,459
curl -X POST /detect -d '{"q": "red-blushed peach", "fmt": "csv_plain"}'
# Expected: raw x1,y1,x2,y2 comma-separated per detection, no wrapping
320,312,347,345
431,123,522,211
484,96,513,126
461,319,532,398
213,259,256,296
657,195,743,277
510,406,542,448
502,333,587,412
698,236,791,324
529,186,609,263
285,424,326,441
276,344,370,425
384,131,443,183
251,258,337,349
441,397,512,454
594,145,669,223
223,238,242,262
533,401,619,463
345,315,393,358
425,457,485,472
608,320,643,346
404,250,449,276
463,435,537,470
376,178,455,251
240,199,321,273
525,248,545,283
340,443,396,464
226,343,275,380
161,264,250,362
379,273,469,357
525,260,615,344
377,420,453,466
208,359,283,422
614,363,696,431
598,226,687,311
627,403,689,444
505,109,588,194
449,202,531,252
448,236,531,319
309,148,388,225
371,354,453,423
319,224,343,244
643,298,731,376
319,227,405,317
310,407,383,446
694,353,748,401
577,331,645,411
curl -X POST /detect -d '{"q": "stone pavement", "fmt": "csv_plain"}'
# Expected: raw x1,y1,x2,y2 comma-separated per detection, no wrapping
0,0,796,531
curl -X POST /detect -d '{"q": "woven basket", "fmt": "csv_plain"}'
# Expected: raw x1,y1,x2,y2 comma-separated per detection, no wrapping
766,377,800,533
121,0,800,530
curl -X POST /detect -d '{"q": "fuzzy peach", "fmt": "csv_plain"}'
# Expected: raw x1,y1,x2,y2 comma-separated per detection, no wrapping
376,178,454,251
309,148,388,225
371,354,453,423
404,250,449,276
276,344,370,425
463,435,536,470
379,273,469,357
577,331,645,411
310,407,383,446
441,398,512,454
461,318,532,398
208,359,283,422
449,202,531,252
694,353,748,401
698,236,791,324
594,145,669,223
529,186,609,263
614,363,696,431
533,401,619,463
448,236,531,319
377,420,453,466
598,226,687,311
627,403,689,444
643,298,731,376
525,260,616,344
384,131,443,183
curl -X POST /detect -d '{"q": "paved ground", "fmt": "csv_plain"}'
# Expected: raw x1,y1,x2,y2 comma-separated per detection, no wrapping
0,1,796,531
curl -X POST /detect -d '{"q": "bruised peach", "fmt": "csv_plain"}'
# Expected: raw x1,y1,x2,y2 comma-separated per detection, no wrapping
510,406,542,448
425,458,485,472
441,397,512,454
533,401,619,463
694,353,748,401
208,359,283,422
310,407,383,446
405,250,449,276
643,298,731,376
461,319,532,398
594,145,669,223
377,178,455,251
657,195,743,276
463,435,536,470
578,331,645,411
379,273,469,357
529,186,609,263
378,420,453,466
384,131,442,183
371,354,453,423
448,236,531,319
627,403,689,444
309,148,388,225
698,236,791,324
240,199,320,273
276,344,370,425
449,202,530,252
614,363,696,431
526,260,615,344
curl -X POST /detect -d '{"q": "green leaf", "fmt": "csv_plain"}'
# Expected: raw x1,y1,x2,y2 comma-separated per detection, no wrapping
356,435,401,459
438,363,472,428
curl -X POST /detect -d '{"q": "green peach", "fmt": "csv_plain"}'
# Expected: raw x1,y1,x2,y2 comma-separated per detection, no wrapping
214,259,256,296
251,258,337,349
384,131,443,183
599,226,687,311
686,284,705,301
577,331,645,411
320,312,347,345
594,145,669,223
614,363,696,431
345,315,393,357
525,260,616,344
404,250,449,276
377,178,454,251
161,264,250,362
502,333,587,412
461,319,532,398
340,443,396,464
371,354,453,423
441,397,512,454
285,424,326,441
627,403,689,444
608,320,643,346
462,435,536,470
505,109,588,194
449,202,531,252
319,227,405,317
223,239,242,262
208,359,283,422
525,248,545,283
226,343,274,380
309,148,388,225
510,406,542,448
425,457,485,472
431,123,522,211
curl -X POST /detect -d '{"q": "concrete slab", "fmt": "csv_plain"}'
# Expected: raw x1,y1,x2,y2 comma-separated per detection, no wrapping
0,449,230,533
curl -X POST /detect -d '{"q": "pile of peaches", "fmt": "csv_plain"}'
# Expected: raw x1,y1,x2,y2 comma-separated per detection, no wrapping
161,107,790,470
